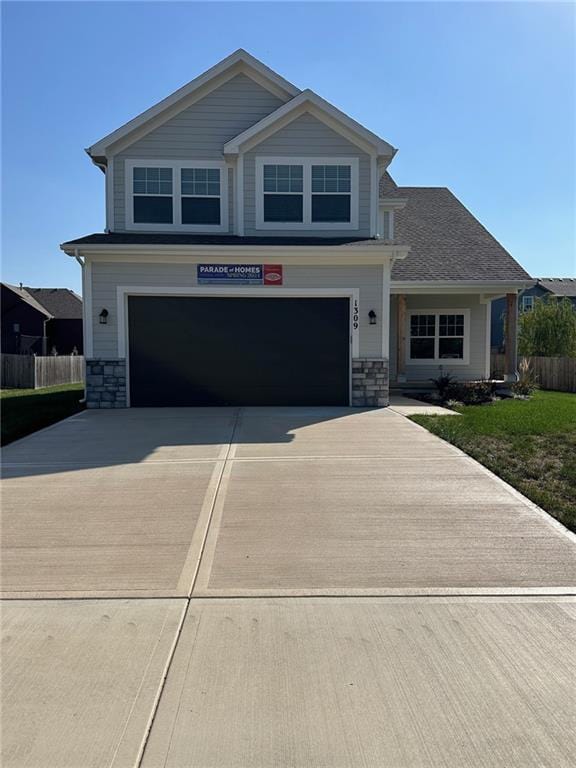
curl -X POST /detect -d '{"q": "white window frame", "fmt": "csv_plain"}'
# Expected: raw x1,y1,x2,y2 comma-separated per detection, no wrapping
521,295,534,312
255,156,359,230
406,309,470,366
125,159,228,232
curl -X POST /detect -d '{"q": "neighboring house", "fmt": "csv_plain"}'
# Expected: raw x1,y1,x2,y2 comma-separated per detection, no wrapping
491,278,576,351
1,283,83,355
61,49,531,408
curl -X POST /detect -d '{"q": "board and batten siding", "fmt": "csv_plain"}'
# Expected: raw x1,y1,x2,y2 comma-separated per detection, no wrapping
243,113,372,237
389,294,489,381
111,74,285,231
89,261,383,359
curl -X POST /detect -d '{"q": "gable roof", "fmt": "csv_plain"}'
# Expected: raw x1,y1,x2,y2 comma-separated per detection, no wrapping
535,278,576,297
389,183,532,282
23,287,83,319
223,89,396,157
87,50,300,160
2,283,53,318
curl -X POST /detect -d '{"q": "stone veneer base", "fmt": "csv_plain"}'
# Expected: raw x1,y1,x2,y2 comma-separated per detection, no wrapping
85,359,127,409
352,358,389,407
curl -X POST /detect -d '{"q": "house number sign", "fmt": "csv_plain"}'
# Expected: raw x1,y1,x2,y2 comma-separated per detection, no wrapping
352,298,359,330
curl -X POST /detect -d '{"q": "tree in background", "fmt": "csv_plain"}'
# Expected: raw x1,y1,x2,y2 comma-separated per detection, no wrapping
518,296,576,357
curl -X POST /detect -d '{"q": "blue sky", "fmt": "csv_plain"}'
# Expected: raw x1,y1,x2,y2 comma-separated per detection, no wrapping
2,1,575,293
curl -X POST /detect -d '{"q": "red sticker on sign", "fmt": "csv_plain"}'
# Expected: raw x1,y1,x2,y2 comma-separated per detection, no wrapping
263,264,283,285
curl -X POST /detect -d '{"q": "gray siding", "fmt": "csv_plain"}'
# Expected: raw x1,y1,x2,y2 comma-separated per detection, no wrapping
243,113,372,237
389,294,489,381
90,261,383,359
112,74,285,231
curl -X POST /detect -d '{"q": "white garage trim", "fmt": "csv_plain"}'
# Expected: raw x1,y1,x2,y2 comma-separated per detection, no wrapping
116,285,360,407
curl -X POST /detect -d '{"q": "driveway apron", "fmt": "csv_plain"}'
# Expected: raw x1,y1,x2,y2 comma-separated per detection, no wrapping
2,407,575,767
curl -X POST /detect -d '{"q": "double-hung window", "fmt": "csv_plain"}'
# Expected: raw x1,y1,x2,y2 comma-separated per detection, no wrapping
408,310,469,364
521,295,534,312
256,157,359,229
126,160,227,231
133,167,173,224
263,165,304,222
311,164,351,223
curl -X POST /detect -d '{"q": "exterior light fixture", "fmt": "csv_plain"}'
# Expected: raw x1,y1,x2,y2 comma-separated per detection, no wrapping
368,310,377,325
99,309,109,325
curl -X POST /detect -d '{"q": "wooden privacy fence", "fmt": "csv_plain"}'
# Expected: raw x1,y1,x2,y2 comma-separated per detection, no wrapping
1,355,84,389
491,353,576,393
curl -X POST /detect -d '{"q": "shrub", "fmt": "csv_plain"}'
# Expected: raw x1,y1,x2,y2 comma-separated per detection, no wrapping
429,373,456,399
511,358,539,398
445,380,496,405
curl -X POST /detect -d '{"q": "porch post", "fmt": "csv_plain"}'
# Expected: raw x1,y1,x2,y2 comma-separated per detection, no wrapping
504,292,518,381
396,293,407,382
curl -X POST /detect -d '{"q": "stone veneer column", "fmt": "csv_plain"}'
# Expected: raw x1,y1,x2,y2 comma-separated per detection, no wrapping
85,359,127,408
352,358,389,407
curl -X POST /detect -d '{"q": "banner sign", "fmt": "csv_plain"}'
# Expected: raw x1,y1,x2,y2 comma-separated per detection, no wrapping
197,264,283,286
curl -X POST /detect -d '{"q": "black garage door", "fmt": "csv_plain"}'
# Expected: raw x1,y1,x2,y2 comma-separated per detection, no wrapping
128,296,350,406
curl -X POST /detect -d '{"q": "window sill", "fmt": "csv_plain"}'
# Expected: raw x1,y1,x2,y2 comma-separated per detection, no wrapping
406,358,470,366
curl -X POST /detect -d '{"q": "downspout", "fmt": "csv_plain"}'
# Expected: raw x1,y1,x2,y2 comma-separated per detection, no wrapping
74,248,87,403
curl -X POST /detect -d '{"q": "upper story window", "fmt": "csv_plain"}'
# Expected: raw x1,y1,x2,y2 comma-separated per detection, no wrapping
256,157,359,230
263,165,303,222
181,168,221,225
407,310,470,365
311,165,351,223
133,167,173,224
125,160,228,231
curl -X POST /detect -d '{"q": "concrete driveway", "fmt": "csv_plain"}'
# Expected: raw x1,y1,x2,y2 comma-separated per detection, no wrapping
2,407,575,767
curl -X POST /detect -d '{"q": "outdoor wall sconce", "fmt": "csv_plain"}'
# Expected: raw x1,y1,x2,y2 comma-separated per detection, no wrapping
368,310,377,325
99,309,109,325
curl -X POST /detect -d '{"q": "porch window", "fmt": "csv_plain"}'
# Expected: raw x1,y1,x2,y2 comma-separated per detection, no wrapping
133,167,173,224
408,310,469,364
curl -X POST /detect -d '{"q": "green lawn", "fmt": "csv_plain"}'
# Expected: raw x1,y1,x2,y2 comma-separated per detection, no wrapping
410,391,576,532
1,383,85,446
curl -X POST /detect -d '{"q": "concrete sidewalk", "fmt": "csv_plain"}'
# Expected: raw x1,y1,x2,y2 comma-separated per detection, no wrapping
2,407,575,767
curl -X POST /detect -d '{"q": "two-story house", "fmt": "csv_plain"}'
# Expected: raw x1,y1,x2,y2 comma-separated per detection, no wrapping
61,49,532,408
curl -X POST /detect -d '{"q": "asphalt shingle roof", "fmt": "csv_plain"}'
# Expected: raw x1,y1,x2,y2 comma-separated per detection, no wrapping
536,278,576,297
23,288,82,319
62,233,372,247
381,174,531,282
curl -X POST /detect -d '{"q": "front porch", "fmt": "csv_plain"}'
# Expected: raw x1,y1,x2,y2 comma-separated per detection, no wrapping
389,286,520,387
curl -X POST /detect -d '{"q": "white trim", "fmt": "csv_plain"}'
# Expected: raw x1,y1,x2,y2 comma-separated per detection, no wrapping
484,300,491,378
391,281,533,294
116,285,360,407
88,50,299,157
224,89,395,157
105,157,114,232
124,159,229,232
381,262,391,359
255,156,359,231
236,155,244,236
406,308,471,366
378,198,408,210
84,260,93,358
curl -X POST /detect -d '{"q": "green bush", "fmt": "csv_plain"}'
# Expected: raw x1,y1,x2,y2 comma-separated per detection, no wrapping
511,358,539,398
518,296,576,357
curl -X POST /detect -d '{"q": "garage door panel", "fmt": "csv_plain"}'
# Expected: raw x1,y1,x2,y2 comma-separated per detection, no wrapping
128,297,349,406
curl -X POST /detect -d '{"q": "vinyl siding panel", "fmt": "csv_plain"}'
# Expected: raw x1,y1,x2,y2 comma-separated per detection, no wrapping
243,113,372,237
389,294,489,381
90,261,383,359
112,74,284,231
